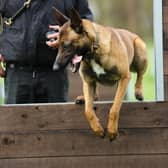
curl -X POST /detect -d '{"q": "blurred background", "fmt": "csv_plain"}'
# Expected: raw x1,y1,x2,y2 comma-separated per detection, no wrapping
89,0,153,40
0,0,155,104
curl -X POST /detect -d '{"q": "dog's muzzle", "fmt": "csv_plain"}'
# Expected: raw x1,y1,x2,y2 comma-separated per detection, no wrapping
53,63,60,71
53,55,83,73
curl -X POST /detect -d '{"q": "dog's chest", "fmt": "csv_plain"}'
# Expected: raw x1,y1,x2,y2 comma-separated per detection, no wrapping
86,59,120,85
90,60,106,76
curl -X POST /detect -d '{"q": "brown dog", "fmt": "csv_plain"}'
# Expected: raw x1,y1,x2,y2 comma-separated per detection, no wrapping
52,8,147,140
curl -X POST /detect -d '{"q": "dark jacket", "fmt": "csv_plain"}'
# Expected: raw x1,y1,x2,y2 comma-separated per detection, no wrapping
0,0,93,66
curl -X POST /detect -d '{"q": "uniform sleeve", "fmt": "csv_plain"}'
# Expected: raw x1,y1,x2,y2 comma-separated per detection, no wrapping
0,0,5,16
75,0,93,21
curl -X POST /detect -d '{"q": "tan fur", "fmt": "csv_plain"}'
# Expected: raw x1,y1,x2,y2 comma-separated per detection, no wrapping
56,16,147,140
79,20,147,140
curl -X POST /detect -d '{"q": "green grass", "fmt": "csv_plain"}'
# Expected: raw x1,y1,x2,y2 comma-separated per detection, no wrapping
0,78,4,104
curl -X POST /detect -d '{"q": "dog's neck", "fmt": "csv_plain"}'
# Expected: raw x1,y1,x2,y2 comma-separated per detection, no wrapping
91,30,99,52
90,23,99,52
84,23,100,61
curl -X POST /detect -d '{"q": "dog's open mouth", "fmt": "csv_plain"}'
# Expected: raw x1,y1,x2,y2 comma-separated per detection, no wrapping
70,55,83,73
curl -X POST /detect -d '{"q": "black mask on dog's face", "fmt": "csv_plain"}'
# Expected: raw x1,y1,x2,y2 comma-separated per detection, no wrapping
52,35,77,71
52,24,85,72
52,8,87,72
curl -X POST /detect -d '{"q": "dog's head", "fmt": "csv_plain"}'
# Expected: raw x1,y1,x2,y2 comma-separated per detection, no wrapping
52,7,92,72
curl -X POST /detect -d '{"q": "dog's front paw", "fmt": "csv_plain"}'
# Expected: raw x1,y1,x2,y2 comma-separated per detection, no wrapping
93,126,105,138
108,131,118,141
107,122,118,141
85,112,105,138
90,119,105,138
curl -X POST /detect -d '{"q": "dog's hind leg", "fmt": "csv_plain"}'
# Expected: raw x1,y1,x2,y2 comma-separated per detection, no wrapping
133,37,148,101
107,73,131,141
135,72,145,101
83,80,104,137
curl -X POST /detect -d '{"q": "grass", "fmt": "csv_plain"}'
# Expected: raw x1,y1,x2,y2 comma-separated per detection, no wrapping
0,78,4,104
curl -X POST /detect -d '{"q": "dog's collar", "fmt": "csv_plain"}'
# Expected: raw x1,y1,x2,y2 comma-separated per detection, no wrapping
84,26,99,61
91,23,99,52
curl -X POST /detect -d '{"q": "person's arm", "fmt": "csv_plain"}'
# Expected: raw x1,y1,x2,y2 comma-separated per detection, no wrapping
75,0,93,21
0,0,5,17
0,15,2,32
0,0,5,32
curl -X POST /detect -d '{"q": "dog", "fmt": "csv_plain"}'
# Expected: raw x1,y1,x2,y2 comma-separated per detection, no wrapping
52,7,148,140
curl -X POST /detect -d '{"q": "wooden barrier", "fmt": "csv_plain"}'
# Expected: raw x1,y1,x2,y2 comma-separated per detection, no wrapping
0,101,168,167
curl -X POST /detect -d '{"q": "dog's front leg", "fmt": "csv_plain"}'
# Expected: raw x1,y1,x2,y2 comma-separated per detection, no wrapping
107,73,131,141
83,80,104,137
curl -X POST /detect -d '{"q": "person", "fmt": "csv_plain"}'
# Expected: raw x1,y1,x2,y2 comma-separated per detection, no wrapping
0,0,93,104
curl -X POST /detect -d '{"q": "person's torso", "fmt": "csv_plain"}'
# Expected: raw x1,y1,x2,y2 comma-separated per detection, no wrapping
1,0,78,65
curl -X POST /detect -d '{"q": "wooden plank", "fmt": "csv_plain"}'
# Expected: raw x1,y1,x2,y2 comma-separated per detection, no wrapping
164,75,168,100
164,51,168,75
163,0,168,99
0,128,168,158
0,102,168,133
163,0,168,7
163,23,168,51
163,1,168,98
163,7,168,23
0,155,168,168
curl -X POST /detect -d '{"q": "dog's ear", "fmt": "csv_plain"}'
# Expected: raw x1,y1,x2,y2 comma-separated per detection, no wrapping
52,7,69,26
69,8,83,33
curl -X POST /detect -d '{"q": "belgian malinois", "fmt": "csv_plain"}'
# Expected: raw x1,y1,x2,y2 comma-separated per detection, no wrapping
52,8,147,140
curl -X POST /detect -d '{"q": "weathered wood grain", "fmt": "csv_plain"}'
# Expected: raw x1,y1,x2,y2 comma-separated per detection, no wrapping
163,23,168,51
0,155,168,168
163,0,168,101
0,128,168,159
164,51,168,75
164,75,168,100
163,7,168,23
163,0,168,7
0,102,168,133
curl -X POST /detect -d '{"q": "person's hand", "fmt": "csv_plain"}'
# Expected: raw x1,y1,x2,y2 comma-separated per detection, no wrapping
46,25,60,48
0,54,5,77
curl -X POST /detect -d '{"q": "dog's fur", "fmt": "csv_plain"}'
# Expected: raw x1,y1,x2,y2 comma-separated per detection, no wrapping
52,8,147,140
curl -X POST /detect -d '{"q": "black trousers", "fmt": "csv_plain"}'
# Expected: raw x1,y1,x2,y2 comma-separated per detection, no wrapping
4,64,69,104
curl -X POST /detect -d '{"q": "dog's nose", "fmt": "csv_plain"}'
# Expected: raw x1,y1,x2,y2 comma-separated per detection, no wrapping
53,63,60,71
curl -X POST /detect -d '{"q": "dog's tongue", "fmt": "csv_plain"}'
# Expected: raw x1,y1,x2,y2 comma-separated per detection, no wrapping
71,55,83,73
72,55,83,64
